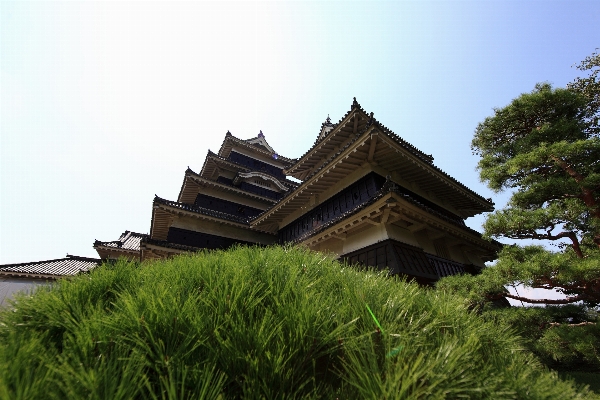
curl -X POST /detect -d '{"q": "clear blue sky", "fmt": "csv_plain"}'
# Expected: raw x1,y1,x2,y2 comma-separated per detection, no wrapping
1,1,599,264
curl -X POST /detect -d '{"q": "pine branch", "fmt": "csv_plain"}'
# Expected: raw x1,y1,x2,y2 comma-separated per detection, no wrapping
502,292,584,305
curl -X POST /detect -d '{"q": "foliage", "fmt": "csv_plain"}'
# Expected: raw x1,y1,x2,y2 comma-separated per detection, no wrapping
439,245,600,306
481,306,600,370
438,52,600,382
567,49,600,134
464,50,600,305
0,246,595,399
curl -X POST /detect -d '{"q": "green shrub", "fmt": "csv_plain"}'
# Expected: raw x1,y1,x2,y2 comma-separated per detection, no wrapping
0,246,595,399
482,306,600,370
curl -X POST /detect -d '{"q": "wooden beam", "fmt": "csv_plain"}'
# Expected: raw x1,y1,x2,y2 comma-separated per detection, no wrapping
380,207,391,224
367,133,378,162
327,232,347,241
407,223,426,233
429,231,447,240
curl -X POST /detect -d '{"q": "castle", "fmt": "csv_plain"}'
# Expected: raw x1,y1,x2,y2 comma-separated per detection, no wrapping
2,99,500,306
94,98,499,284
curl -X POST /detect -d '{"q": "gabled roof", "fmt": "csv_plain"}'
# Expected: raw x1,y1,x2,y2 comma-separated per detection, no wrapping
0,255,101,279
285,98,434,179
317,115,336,141
244,131,276,153
94,231,147,253
216,131,295,166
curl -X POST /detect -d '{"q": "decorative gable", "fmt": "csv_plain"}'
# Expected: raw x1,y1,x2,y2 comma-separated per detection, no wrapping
245,131,276,153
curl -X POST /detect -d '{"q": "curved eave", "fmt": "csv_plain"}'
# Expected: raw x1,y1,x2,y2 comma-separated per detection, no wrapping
285,99,434,180
371,132,493,213
198,152,298,187
0,271,62,280
178,170,280,205
234,171,289,192
141,238,203,254
199,151,251,180
150,197,254,241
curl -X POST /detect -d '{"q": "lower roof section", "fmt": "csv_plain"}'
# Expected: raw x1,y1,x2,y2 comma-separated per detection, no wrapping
94,231,147,260
0,255,101,279
341,239,480,285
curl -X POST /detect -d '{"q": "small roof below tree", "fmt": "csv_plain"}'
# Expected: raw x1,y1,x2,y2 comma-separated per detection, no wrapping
0,255,101,279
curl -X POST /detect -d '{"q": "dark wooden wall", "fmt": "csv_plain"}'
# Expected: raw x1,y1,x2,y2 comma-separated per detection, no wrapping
278,173,387,243
194,193,263,218
227,151,286,179
216,177,283,200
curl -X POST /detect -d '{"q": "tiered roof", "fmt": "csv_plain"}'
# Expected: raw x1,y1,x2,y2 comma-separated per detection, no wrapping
177,167,282,205
252,98,494,232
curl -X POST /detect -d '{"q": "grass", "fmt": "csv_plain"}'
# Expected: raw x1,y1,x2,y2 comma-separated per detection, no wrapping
0,245,596,399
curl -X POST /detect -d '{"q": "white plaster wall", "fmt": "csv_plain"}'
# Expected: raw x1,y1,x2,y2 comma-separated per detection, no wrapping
385,224,421,247
310,238,344,257
342,225,388,254
0,278,50,308
340,223,423,255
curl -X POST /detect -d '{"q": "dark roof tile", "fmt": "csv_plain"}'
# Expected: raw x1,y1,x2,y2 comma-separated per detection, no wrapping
94,231,148,252
0,255,101,277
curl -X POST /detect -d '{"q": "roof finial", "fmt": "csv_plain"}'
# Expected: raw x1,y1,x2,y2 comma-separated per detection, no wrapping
366,111,375,126
258,130,264,138
352,97,359,108
326,114,331,124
